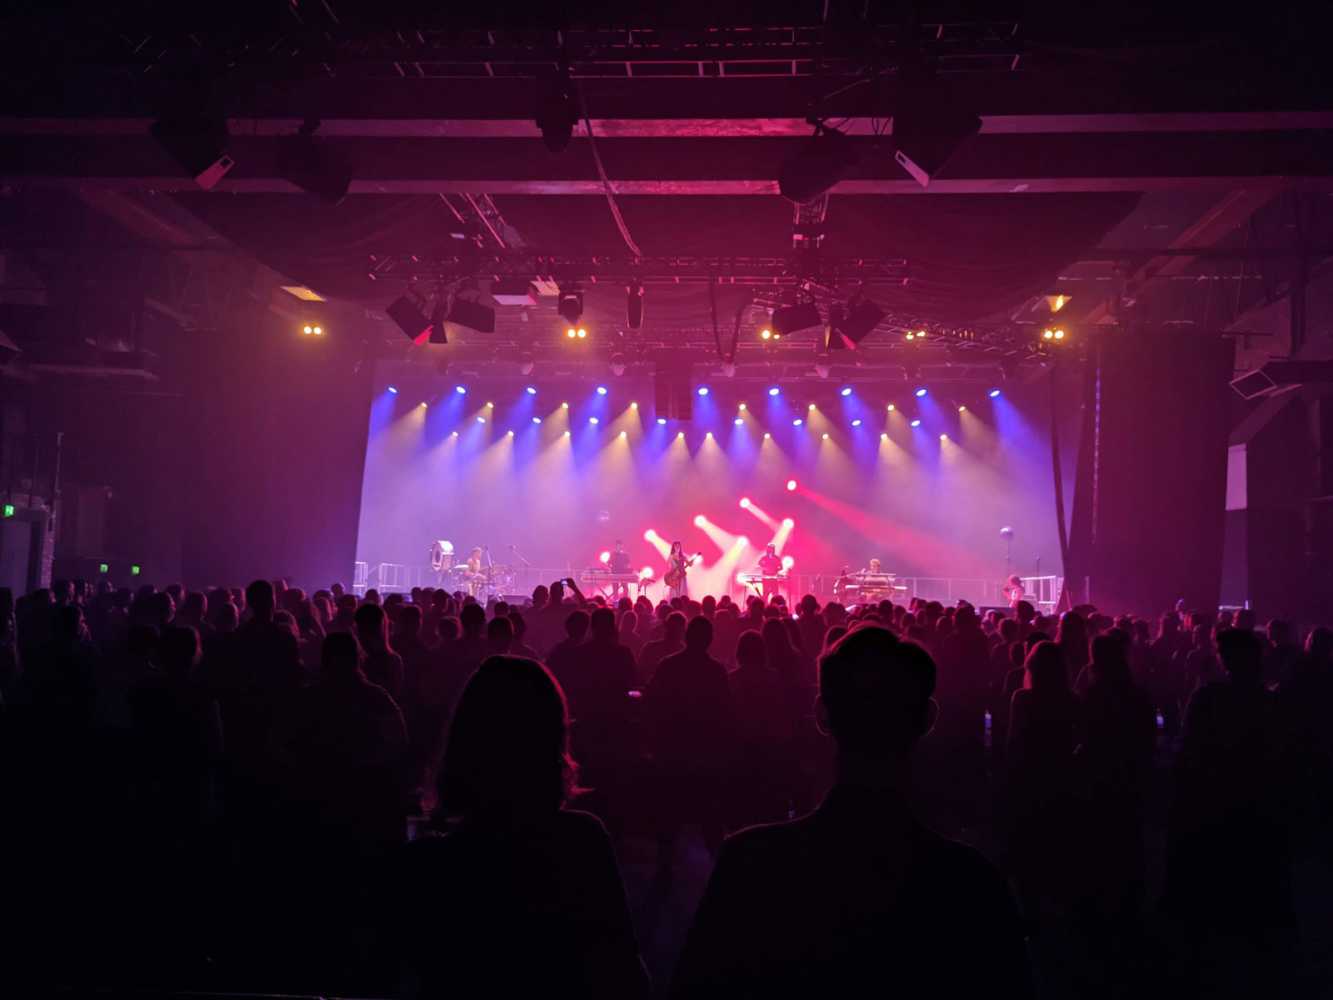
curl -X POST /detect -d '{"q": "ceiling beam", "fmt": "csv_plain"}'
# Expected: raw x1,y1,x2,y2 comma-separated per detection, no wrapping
3,131,1331,195
5,111,1333,139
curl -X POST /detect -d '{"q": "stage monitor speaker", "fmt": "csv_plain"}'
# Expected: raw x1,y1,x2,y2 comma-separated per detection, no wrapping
654,365,693,421
387,296,432,343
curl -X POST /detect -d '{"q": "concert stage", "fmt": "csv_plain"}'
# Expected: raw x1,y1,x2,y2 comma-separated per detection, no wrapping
355,363,1072,607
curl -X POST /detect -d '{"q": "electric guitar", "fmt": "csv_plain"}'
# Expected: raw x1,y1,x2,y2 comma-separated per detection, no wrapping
663,552,703,589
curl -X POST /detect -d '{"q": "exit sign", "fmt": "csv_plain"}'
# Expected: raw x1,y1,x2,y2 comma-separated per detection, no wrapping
2,503,13,518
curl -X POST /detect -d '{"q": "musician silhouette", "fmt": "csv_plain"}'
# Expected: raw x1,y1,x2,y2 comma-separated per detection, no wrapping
665,541,695,600
608,540,633,599
757,544,784,600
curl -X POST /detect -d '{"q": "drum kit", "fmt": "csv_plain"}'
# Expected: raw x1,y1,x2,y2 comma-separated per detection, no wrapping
429,539,515,599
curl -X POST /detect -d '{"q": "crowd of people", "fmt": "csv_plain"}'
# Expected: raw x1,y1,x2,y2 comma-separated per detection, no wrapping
1,575,1329,997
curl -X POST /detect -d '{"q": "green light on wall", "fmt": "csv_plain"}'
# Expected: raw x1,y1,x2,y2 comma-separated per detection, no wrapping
98,563,109,574
2,503,14,518
130,565,141,576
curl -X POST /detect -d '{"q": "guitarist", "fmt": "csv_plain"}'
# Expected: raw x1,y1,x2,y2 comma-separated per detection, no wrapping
664,540,699,600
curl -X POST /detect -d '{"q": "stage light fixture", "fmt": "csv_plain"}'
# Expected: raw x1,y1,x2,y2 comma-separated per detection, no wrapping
562,402,569,409
910,418,922,428
760,327,774,341
764,432,772,440
520,356,536,376
808,403,816,411
940,433,949,441
526,386,537,395
657,417,667,425
891,81,982,189
771,301,823,338
643,529,656,541
830,297,887,350
620,430,627,438
626,280,644,329
821,433,830,440
577,328,587,339
277,121,353,204
599,550,612,564
851,419,862,427
881,432,889,440
739,497,751,509
451,385,465,395
815,360,831,379
1042,327,1067,342
387,386,398,394
452,431,459,437
589,417,599,425
989,388,1001,398
734,417,744,426
840,386,852,397
532,416,542,424
779,123,861,203
738,403,747,412
783,518,795,529
537,66,579,152
677,431,685,439
596,385,608,395
631,401,638,409
738,536,749,548
507,430,515,437
705,431,713,438
387,294,432,343
611,353,627,376
485,401,493,408
477,416,486,423
768,387,781,397
958,405,967,413
557,287,584,324
697,386,710,397
786,479,798,491
446,296,495,334
420,401,428,409
151,107,234,190
564,430,571,437
782,555,795,571
793,418,803,426
914,387,928,398
301,323,325,337
640,567,655,580
887,403,895,411
693,515,706,527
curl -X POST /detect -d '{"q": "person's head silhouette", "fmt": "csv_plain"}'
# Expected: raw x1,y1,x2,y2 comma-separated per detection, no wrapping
817,626,937,766
354,602,392,651
564,610,590,642
1090,633,1131,688
1217,627,1265,688
684,615,713,652
459,602,486,637
321,631,364,682
588,607,617,641
246,579,275,622
1023,640,1067,692
438,655,578,821
486,615,514,652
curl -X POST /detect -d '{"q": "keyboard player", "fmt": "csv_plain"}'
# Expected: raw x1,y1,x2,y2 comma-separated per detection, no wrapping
756,544,785,599
607,540,633,598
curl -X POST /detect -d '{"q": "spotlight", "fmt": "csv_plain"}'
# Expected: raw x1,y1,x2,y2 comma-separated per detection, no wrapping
760,328,773,341
881,432,888,440
782,555,796,571
452,431,459,437
537,66,579,153
839,386,852,397
563,430,571,437
558,287,584,324
737,536,749,548
910,418,921,428
507,429,515,437
1042,328,1067,342
532,416,542,424
642,529,655,541
596,386,608,395
697,386,710,397
821,433,830,440
301,323,325,337
631,402,638,409
599,551,612,564
958,405,967,413
734,417,744,426
566,328,577,339
914,387,928,398
420,401,428,409
657,417,667,425
793,418,803,426
619,430,628,438
677,431,685,439
887,403,895,412
783,518,795,529
526,386,537,395
940,433,949,441
764,432,772,440
589,417,599,425
768,386,781,397
626,280,644,329
693,515,706,528
386,294,432,343
778,123,861,203
808,403,817,411
640,566,655,580
485,401,493,408
387,386,398,394
576,328,588,339
705,431,713,438
455,385,467,394
562,402,569,409
477,416,486,423
771,301,823,337
851,419,862,427
739,497,751,509
738,403,747,411
786,479,798,491
989,388,1001,398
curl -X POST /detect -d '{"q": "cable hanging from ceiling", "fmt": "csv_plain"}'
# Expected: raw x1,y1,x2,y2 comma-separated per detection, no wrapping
579,89,643,259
